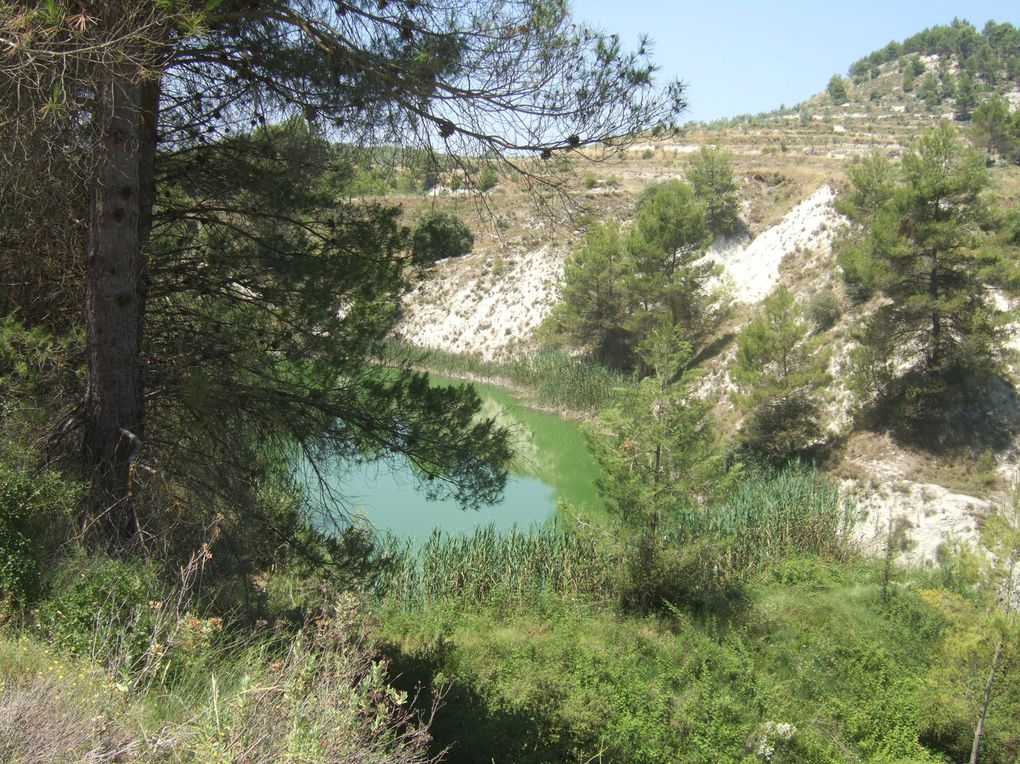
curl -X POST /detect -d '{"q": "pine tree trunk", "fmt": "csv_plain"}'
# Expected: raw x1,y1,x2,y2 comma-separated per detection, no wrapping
82,67,154,548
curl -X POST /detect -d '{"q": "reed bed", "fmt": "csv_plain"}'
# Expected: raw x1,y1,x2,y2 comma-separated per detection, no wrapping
375,525,619,607
670,464,855,574
402,344,629,413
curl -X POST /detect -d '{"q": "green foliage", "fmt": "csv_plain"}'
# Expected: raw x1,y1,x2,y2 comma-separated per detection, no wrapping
410,210,474,266
627,181,718,355
807,289,842,332
955,72,978,120
0,452,79,609
380,554,955,764
733,286,831,461
409,344,627,413
686,147,741,237
972,93,1019,158
547,179,726,371
672,464,853,575
920,73,942,107
543,220,634,367
591,332,718,531
902,67,917,93
35,554,162,667
827,74,848,105
916,502,1020,763
835,151,898,302
376,525,616,606
2,599,435,763
476,165,499,192
840,123,1005,431
589,330,725,608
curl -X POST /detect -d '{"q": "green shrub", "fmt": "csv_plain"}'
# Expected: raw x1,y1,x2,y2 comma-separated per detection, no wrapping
410,211,474,266
477,165,498,191
34,554,162,669
0,454,79,609
582,171,598,189
808,289,843,332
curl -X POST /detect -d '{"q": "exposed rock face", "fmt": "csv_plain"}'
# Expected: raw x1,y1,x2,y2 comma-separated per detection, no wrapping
703,185,840,304
396,243,564,361
398,177,1019,566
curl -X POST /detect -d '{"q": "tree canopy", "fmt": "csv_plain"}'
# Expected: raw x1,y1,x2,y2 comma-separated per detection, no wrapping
0,0,686,550
840,122,1006,429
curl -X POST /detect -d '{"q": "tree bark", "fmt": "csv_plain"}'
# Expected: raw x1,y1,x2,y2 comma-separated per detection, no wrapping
82,66,151,548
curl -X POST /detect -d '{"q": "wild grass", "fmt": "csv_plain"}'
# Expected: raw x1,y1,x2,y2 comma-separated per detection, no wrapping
1,594,439,764
397,343,629,414
670,463,855,575
375,524,617,607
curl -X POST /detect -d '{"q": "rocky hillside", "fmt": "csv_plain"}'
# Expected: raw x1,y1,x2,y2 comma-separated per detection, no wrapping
395,20,1020,566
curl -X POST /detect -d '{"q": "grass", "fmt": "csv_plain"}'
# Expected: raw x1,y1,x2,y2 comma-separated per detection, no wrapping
400,343,631,415
377,557,963,764
374,525,618,607
670,463,855,574
0,595,437,764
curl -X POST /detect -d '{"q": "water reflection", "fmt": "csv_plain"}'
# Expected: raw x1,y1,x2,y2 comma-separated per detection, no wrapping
300,376,602,544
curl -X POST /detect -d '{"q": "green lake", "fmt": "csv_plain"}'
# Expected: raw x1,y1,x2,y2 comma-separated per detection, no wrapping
302,376,604,544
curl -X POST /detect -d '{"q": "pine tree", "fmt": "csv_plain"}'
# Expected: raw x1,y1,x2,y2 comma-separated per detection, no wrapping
544,221,634,367
589,327,720,604
626,180,720,360
846,122,1004,425
2,0,687,547
687,147,742,237
732,286,830,461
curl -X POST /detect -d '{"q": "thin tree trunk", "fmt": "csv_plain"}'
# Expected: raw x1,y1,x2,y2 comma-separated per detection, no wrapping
83,67,148,548
969,637,1003,764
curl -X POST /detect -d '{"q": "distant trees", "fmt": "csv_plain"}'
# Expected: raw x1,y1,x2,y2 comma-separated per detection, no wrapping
733,286,831,461
839,123,1005,425
410,211,474,266
546,180,725,370
827,75,849,105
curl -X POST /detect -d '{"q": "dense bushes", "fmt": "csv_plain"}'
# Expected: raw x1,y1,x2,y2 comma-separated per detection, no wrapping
0,452,79,610
410,211,475,266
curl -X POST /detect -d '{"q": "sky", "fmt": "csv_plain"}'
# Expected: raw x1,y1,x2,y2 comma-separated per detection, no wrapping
569,0,1020,123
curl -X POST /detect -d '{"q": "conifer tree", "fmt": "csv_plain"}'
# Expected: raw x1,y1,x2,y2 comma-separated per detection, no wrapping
1,0,687,547
544,221,633,367
687,147,742,238
733,286,830,461
844,122,1004,424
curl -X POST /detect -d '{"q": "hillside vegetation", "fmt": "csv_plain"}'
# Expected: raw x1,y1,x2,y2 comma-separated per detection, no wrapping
3,12,1020,764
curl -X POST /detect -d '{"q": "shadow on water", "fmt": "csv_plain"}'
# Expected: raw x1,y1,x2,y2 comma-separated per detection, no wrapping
298,375,604,545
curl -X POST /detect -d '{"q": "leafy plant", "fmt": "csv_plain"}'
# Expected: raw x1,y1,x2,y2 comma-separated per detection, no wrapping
410,210,474,266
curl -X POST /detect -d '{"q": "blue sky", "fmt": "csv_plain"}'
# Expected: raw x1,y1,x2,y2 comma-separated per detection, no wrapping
569,1,1020,122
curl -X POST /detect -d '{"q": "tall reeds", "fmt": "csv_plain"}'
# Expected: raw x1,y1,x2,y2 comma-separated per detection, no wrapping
375,524,618,606
669,464,855,575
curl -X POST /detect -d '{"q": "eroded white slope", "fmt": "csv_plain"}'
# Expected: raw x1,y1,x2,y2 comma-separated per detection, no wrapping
703,185,840,304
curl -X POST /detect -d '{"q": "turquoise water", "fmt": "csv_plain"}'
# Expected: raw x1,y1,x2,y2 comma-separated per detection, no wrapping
302,376,603,544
